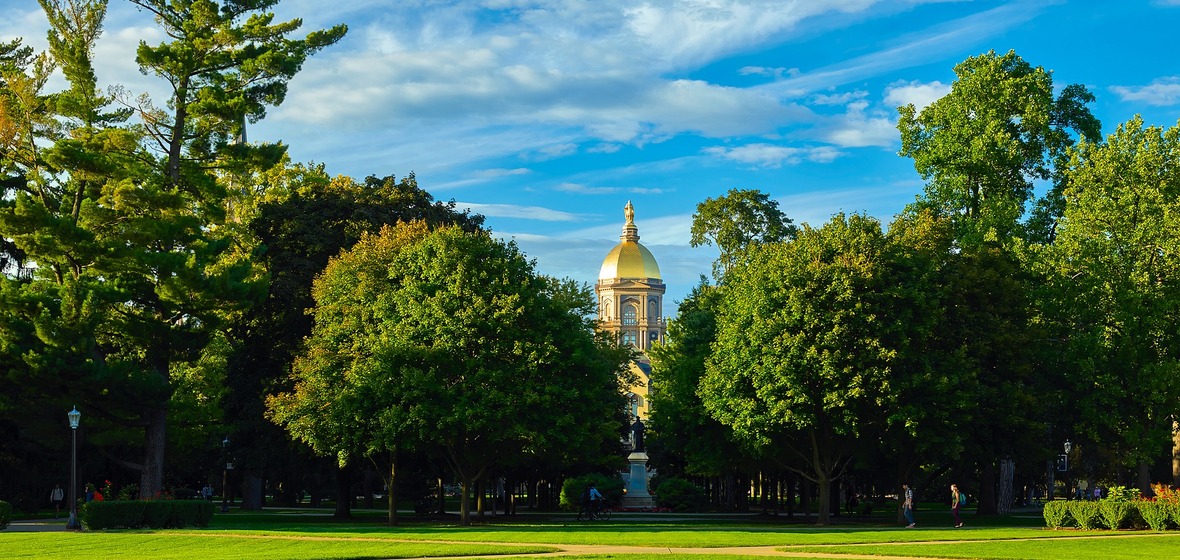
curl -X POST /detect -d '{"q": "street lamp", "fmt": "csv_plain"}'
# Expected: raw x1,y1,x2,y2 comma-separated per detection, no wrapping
221,437,230,513
1064,440,1072,454
66,407,81,530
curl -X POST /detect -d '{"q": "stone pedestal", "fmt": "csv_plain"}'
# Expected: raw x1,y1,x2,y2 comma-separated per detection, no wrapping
622,451,655,508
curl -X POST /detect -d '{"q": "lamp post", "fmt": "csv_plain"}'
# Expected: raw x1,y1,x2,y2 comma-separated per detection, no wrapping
66,407,81,530
221,436,230,513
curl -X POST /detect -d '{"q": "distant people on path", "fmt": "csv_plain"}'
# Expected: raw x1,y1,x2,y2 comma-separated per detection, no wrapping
1076,479,1088,501
1093,486,1101,501
50,484,64,518
902,483,915,528
846,491,859,516
202,483,213,501
951,484,964,528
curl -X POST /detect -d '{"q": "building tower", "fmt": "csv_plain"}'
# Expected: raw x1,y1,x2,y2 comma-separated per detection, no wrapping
596,201,666,421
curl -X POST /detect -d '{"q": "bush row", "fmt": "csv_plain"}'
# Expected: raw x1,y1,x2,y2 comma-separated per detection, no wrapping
0,500,11,530
79,500,214,530
1044,500,1180,531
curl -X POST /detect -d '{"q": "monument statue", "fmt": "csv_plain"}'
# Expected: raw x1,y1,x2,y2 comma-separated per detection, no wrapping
630,416,645,452
624,200,635,225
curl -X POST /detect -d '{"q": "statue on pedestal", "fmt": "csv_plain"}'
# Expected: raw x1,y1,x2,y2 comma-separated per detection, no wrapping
630,416,645,452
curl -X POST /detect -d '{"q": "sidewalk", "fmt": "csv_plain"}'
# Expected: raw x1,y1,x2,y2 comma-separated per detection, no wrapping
6,520,69,532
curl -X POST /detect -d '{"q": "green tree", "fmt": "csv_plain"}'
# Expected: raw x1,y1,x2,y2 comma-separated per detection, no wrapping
647,279,753,497
689,188,796,281
0,0,345,499
223,164,483,513
1037,116,1180,492
700,214,900,524
898,49,1100,243
270,225,631,525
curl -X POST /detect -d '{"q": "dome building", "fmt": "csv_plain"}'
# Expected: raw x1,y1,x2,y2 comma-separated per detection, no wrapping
596,201,666,421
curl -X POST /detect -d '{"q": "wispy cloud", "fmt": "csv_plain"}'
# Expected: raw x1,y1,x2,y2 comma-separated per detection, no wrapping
1109,77,1180,106
758,1,1054,96
703,143,844,168
555,183,666,195
456,203,585,222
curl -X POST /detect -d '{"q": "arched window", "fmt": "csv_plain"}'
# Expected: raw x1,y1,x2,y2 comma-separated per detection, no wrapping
602,299,612,320
622,330,637,347
622,304,638,326
649,298,659,320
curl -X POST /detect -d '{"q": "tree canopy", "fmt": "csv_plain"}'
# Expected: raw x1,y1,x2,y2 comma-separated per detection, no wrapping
269,224,631,525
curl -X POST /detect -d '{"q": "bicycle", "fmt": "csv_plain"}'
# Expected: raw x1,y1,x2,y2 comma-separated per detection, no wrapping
576,502,611,521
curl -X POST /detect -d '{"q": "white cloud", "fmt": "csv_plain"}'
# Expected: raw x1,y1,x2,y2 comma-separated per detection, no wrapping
812,90,869,105
819,100,898,148
884,79,951,111
624,0,885,69
704,143,845,168
554,183,665,195
740,66,800,78
1109,77,1180,106
456,202,584,222
759,2,1051,96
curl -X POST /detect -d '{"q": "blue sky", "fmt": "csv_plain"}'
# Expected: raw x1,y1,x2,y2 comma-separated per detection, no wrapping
4,1,1180,317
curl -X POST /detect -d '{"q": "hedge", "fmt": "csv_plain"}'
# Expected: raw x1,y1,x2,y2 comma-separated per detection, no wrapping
1043,501,1071,529
1044,500,1178,531
0,500,11,530
1138,501,1174,531
80,500,214,530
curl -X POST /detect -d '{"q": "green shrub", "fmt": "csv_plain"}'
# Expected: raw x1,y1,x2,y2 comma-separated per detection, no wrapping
172,487,198,500
1043,500,1072,529
1069,501,1104,530
1099,499,1135,529
1137,501,1173,531
1105,485,1141,502
559,474,624,511
652,477,707,512
0,500,11,530
81,500,214,530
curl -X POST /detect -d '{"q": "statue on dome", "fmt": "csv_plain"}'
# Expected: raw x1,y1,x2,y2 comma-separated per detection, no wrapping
624,200,635,225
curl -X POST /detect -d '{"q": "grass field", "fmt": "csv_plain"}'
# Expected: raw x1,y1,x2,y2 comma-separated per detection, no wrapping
5,506,1177,559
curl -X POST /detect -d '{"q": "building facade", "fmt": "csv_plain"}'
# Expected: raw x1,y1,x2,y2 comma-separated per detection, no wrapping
596,201,666,421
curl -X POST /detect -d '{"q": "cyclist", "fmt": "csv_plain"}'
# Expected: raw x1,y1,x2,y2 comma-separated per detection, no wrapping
588,483,604,516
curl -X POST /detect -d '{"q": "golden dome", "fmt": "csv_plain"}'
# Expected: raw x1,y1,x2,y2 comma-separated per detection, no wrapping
599,201,661,281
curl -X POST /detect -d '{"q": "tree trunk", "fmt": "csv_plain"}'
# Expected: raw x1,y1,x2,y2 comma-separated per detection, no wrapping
815,473,832,525
476,476,485,518
1173,421,1180,487
387,451,398,526
1137,461,1152,495
997,459,1015,514
1046,458,1056,501
334,465,352,519
140,405,167,499
459,475,472,526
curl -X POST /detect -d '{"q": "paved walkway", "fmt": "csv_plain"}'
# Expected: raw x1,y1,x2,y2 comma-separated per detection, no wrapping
5,520,71,532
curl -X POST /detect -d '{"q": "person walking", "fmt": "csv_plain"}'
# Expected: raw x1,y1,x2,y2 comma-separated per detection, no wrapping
902,483,916,528
951,484,964,528
50,484,64,518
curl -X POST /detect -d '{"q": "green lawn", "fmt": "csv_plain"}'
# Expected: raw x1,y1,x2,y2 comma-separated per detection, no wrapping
4,508,1178,559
